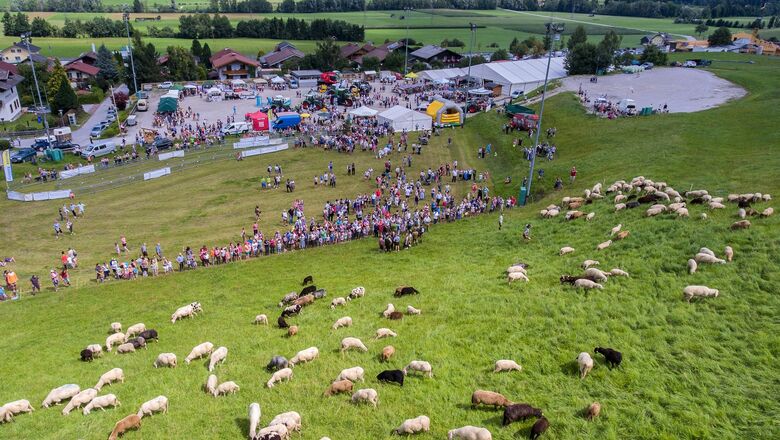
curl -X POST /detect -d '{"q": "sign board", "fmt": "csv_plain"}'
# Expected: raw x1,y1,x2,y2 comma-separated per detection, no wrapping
240,143,288,158
143,167,171,181
158,150,184,161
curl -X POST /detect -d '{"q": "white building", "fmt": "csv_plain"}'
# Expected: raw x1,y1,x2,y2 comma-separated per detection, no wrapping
467,57,567,96
0,66,23,122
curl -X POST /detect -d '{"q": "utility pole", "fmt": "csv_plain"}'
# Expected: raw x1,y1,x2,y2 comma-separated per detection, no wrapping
21,33,51,149
463,22,477,126
123,7,139,94
402,7,413,75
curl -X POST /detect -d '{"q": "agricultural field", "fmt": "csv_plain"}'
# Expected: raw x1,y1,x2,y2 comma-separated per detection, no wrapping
0,53,778,439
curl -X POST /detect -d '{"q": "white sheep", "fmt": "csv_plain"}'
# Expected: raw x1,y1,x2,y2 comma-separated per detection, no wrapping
677,207,689,218
668,202,686,211
582,260,600,269
584,268,609,283
94,368,124,391
289,347,319,366
171,304,195,323
375,328,397,339
351,388,378,407
493,360,522,373
544,208,560,218
86,344,103,357
61,388,98,415
725,246,734,262
105,332,126,352
332,316,353,330
208,346,228,371
266,368,293,388
709,202,726,209
586,212,596,221
614,203,626,211
337,366,365,382
257,425,290,440
614,194,626,203
82,394,120,415
686,190,708,198
577,352,594,379
700,213,708,220
738,208,746,219
407,305,421,315
574,279,603,290
447,426,492,440
110,322,122,333
506,265,527,274
116,343,135,354
1,400,34,420
205,374,218,395
403,361,433,378
559,246,575,256
761,207,774,217
507,272,529,282
269,411,302,432
341,337,368,352
254,314,268,325
382,303,396,318
654,191,670,201
694,253,726,264
596,240,612,251
688,258,698,274
394,415,431,435
646,207,664,217
348,286,366,300
137,395,168,418
213,381,240,397
185,342,214,364
649,204,667,212
125,323,145,338
42,384,80,408
683,285,720,302
330,297,347,309
153,353,177,368
248,403,261,439
609,268,630,277
699,247,715,257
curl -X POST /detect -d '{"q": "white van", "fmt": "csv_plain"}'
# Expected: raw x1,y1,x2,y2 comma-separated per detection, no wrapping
125,115,137,126
137,99,148,111
80,141,116,159
221,121,249,135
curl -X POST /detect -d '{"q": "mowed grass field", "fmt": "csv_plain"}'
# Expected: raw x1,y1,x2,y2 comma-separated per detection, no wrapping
0,53,778,439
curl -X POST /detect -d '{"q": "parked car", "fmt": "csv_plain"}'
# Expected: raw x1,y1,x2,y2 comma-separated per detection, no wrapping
239,90,256,99
137,99,148,111
683,60,697,68
221,121,249,135
90,123,107,137
158,81,173,89
145,137,173,154
32,135,56,149
125,115,137,126
510,90,524,99
51,141,80,152
105,113,116,123
641,62,654,70
80,141,116,159
142,84,153,91
10,148,36,163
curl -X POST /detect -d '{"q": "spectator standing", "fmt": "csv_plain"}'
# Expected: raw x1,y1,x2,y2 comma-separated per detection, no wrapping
30,275,40,294
570,166,577,183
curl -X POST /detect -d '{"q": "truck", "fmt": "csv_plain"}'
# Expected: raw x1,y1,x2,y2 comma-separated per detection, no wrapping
221,121,250,135
272,112,302,130
618,98,636,115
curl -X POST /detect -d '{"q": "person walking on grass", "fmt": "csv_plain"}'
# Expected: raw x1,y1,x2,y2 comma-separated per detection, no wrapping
53,220,62,239
498,213,504,230
66,220,73,235
523,223,532,240
60,268,71,287
50,269,59,292
570,166,577,183
29,274,40,295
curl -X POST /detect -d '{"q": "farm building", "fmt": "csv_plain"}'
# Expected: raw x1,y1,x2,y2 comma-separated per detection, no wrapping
210,48,260,80
259,42,305,68
410,45,463,68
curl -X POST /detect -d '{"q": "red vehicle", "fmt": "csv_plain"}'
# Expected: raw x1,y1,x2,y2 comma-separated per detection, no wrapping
510,113,539,130
319,72,340,85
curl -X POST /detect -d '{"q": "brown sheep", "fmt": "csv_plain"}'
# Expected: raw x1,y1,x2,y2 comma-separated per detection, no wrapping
730,220,751,230
471,390,512,408
388,311,404,320
586,402,601,420
615,230,630,241
323,379,353,397
381,345,395,362
108,413,141,440
568,201,583,210
293,294,315,307
287,325,298,337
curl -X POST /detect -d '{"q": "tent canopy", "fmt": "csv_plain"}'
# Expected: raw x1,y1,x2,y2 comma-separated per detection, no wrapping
377,105,432,132
157,96,178,113
418,68,465,82
468,87,493,95
271,76,286,84
468,57,567,94
349,106,379,117
246,111,269,131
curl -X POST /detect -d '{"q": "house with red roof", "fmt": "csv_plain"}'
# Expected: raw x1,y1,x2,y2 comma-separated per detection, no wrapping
210,48,260,80
65,61,100,88
258,42,305,69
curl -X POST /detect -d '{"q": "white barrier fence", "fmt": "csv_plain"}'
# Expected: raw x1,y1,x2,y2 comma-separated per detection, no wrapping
233,136,284,149
158,150,185,161
7,189,72,202
240,143,289,158
143,167,171,181
59,165,96,180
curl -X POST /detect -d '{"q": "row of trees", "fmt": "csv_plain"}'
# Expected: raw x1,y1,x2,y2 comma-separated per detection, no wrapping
177,14,365,41
705,17,780,30
2,12,132,38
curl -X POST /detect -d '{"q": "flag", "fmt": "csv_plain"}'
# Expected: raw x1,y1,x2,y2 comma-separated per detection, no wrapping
1,149,12,183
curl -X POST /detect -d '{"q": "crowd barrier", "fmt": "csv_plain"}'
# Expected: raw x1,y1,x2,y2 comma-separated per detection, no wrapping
158,151,185,161
60,165,96,180
233,136,284,149
143,167,171,181
240,144,289,158
7,189,72,202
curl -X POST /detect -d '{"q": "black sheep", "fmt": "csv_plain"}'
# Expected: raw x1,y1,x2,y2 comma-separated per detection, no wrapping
394,286,419,297
690,197,705,204
738,199,752,208
637,194,660,204
301,275,313,286
559,275,582,285
266,355,288,371
80,349,93,362
530,417,549,440
138,329,158,342
503,403,543,425
299,285,317,297
626,201,641,209
595,347,623,369
281,304,302,318
313,289,327,299
626,194,637,201
253,433,282,440
129,337,147,350
277,316,289,328
376,370,404,386
388,311,404,320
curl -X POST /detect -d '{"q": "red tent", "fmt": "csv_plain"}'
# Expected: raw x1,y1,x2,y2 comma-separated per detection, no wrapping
245,111,269,131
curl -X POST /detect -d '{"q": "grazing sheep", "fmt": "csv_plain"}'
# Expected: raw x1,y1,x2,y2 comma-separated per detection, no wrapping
508,272,529,282
324,379,354,397
394,286,420,297
614,203,626,211
42,384,80,408
313,289,327,299
299,285,317,297
447,426,492,440
82,394,120,415
375,328,397,339
278,292,298,307
565,210,585,221
584,268,609,283
129,337,146,350
61,388,98,415
269,411,302,432
116,343,135,354
576,352,594,379
699,247,715,257
277,316,289,329
337,366,365,382
573,279,603,290
700,213,708,220
266,355,288,372
709,202,726,209
205,374,218,395
609,268,630,277
332,316,353,330
153,353,177,368
683,285,720,302
582,260,600,269
403,361,433,378
559,247,575,256
676,207,690,218
694,253,726,264
530,417,550,440
341,337,368,352
213,381,240,397
108,414,141,440
388,311,404,320
615,230,630,240
586,212,596,221
586,402,601,420
110,322,122,334
125,323,145,338
348,286,366,300
626,201,641,209
502,404,543,425
686,190,709,198
185,342,214,364
730,220,751,230
377,370,405,386
171,304,196,323
614,194,627,203
249,403,261,439
86,344,103,357
137,395,168,418
393,415,431,435
594,347,623,368
649,204,667,212
471,390,512,408
105,333,126,352
407,305,421,315
381,346,396,362
80,348,94,362
645,207,664,217
725,246,734,262
761,207,774,217
351,388,379,407
292,294,315,307
507,265,527,274
266,368,294,388
208,347,228,372
382,303,396,318
330,297,347,309
494,360,522,373
302,275,313,285
687,259,697,274
738,208,747,219
95,368,124,391
669,202,686,211
596,240,612,251
138,329,158,342
255,424,288,440
289,347,319,366
287,326,298,337
254,314,268,325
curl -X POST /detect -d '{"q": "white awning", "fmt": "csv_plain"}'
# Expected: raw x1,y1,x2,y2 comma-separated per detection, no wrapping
349,106,379,117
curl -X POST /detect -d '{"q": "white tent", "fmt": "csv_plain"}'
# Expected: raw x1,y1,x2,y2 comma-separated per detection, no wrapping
270,76,286,84
468,57,567,96
349,106,379,118
377,105,432,132
418,68,465,82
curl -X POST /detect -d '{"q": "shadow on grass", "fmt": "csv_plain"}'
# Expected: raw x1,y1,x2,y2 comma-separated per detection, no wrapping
559,360,579,377
234,417,249,438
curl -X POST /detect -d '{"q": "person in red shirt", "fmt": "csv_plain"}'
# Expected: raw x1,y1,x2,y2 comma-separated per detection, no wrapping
60,251,68,269
570,166,577,183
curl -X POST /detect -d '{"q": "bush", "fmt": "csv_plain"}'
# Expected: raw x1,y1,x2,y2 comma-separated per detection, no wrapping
0,139,10,150
77,89,105,105
100,123,119,139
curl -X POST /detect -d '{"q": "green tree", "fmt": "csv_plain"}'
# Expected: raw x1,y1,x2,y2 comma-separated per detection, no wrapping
47,62,79,114
383,51,404,72
312,38,345,71
639,44,668,66
278,0,296,12
1,13,13,37
191,39,202,63
30,17,55,37
596,30,621,69
164,46,198,81
564,42,598,74
695,24,709,38
96,44,120,83
568,25,588,50
201,43,212,69
491,48,509,61
708,27,732,46
133,0,144,13
361,56,380,72
131,34,162,85
12,13,30,36
46,62,68,98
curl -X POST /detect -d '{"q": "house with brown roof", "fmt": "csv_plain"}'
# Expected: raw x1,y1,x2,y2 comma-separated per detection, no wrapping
258,42,305,68
210,48,260,80
1,41,41,64
344,41,405,67
65,61,100,88
66,51,98,67
410,45,462,68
